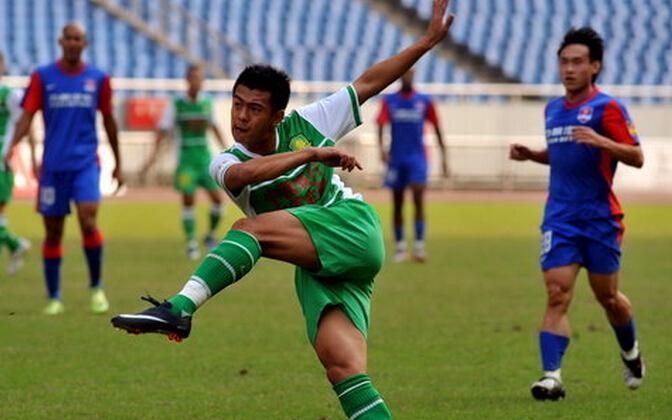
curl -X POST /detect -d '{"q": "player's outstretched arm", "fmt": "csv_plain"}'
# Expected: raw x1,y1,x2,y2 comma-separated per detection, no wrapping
222,148,361,195
509,144,549,165
352,0,453,105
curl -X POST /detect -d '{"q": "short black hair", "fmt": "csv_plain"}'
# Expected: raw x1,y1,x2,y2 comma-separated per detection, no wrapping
233,64,291,112
185,64,202,77
558,27,604,82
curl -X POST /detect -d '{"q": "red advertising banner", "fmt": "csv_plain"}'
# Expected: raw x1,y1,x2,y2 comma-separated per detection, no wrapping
125,97,168,130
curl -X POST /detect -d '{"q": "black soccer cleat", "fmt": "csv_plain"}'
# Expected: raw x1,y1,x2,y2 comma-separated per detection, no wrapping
111,295,192,342
622,353,645,390
531,376,566,401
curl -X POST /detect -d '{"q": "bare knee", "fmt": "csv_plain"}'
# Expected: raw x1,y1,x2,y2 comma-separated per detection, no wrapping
546,282,572,313
231,218,258,236
595,292,621,313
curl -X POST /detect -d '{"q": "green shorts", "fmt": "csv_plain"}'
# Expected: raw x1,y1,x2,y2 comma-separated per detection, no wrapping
0,169,14,204
174,161,218,194
287,199,385,344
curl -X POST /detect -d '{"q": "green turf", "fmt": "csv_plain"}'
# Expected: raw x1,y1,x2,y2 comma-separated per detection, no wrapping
1,200,671,419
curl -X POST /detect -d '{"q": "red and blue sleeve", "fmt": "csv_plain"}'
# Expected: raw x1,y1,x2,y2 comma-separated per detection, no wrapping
98,75,113,115
376,98,390,126
22,71,43,113
602,100,639,145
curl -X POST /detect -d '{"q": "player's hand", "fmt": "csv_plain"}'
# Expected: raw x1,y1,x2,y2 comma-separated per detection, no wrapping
380,150,389,164
313,147,363,172
2,147,14,171
572,126,607,148
112,165,125,190
422,0,454,48
509,144,533,161
32,163,41,180
441,159,450,178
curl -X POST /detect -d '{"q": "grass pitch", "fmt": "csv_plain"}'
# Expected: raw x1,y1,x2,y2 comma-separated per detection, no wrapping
1,198,671,419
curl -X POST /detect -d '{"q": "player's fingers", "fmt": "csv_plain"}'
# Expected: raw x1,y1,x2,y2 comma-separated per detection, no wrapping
444,13,455,29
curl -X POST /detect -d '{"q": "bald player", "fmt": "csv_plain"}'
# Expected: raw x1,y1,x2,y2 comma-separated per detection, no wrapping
5,23,123,315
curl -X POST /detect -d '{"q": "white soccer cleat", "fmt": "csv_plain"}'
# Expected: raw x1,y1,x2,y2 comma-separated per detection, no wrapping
91,288,110,314
622,353,645,390
7,238,31,274
186,240,201,261
531,376,566,401
43,299,65,315
412,242,427,263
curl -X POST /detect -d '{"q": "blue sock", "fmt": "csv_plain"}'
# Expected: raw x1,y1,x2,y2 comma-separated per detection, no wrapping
539,331,570,371
393,224,404,243
612,318,637,352
414,220,426,242
83,230,104,288
43,241,63,299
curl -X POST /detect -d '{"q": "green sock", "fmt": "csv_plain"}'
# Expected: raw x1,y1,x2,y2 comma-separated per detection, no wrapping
168,229,261,315
182,206,196,242
208,204,222,235
0,225,19,252
333,374,392,419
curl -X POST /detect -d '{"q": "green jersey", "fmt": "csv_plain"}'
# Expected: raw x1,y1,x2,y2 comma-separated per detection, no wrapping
158,94,215,164
210,85,363,216
0,86,23,159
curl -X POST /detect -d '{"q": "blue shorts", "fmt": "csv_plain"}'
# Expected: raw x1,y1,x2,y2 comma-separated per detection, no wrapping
540,218,624,274
38,163,101,216
384,159,428,190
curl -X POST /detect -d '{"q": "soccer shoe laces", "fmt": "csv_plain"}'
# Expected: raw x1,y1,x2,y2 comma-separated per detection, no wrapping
140,294,163,307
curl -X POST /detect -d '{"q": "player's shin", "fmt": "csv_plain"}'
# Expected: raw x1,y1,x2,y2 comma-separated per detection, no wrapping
43,240,63,299
209,204,222,234
83,229,104,288
168,229,261,315
333,374,392,419
612,317,639,359
539,331,570,379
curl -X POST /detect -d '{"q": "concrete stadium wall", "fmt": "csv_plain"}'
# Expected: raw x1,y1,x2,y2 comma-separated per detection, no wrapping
15,99,672,194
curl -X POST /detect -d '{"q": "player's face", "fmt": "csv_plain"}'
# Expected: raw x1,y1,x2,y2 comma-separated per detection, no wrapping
231,85,283,146
186,69,204,92
59,26,87,63
401,69,414,90
558,44,600,92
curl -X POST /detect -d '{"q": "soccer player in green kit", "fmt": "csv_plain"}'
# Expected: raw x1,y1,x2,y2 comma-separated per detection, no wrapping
0,51,33,274
113,1,454,417
140,65,227,259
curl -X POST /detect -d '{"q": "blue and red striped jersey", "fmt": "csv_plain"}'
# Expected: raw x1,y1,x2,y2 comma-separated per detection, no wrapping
22,61,113,172
377,90,438,162
543,88,640,223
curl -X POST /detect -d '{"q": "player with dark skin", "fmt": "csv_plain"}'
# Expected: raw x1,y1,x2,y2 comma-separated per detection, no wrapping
378,68,447,262
6,23,123,260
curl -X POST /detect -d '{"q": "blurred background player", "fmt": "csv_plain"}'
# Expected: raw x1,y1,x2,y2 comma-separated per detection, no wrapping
112,1,455,418
377,68,447,262
5,23,123,315
510,27,645,401
139,65,227,260
0,51,33,274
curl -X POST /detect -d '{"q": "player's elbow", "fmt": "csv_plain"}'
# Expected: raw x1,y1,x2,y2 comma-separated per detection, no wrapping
630,149,644,169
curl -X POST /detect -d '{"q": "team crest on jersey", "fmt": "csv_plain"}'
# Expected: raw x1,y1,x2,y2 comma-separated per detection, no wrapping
627,120,638,136
577,106,593,123
289,135,311,151
83,79,97,92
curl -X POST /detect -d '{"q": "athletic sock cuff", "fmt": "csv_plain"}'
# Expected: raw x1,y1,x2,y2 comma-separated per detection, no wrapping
83,229,104,248
226,229,262,257
43,241,63,258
